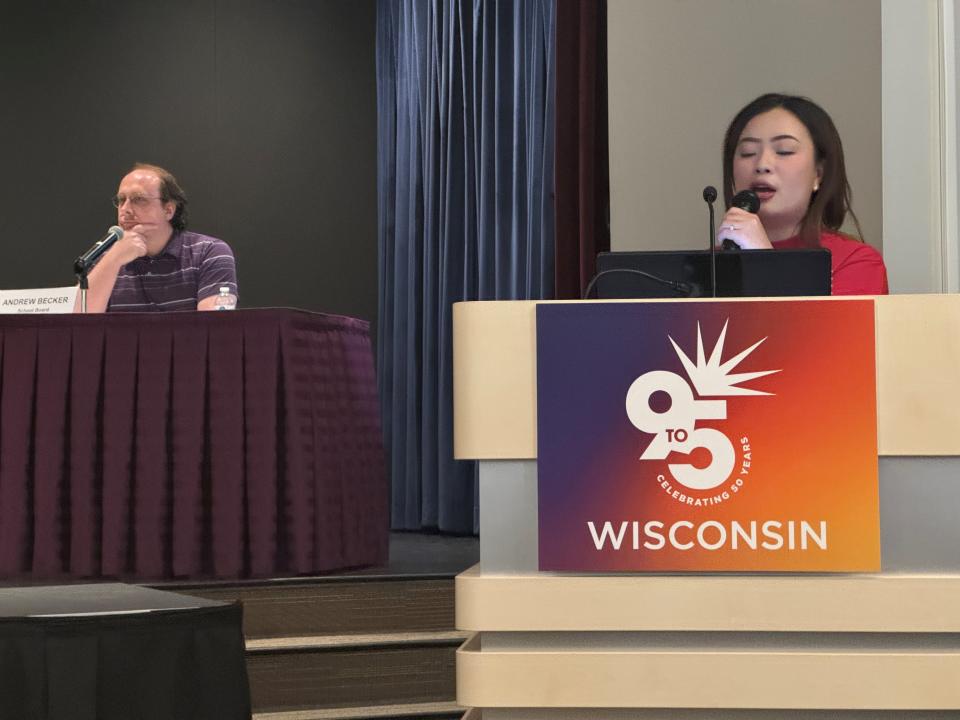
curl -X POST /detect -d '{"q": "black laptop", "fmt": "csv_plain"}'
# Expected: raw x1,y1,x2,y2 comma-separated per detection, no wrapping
593,249,831,298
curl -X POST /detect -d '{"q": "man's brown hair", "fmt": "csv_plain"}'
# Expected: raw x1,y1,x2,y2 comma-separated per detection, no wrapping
131,162,189,231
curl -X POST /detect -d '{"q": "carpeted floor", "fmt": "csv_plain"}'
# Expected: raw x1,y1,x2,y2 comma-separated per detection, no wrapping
349,532,479,577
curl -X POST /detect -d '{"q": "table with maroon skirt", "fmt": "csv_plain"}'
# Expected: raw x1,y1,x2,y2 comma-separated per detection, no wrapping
0,308,388,581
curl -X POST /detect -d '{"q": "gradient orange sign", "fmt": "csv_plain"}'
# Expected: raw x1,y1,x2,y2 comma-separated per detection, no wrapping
536,300,880,572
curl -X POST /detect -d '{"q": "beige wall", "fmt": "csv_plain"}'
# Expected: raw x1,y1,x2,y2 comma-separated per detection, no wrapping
608,0,882,253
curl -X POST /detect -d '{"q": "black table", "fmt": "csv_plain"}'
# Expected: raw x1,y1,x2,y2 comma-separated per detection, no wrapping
0,583,250,719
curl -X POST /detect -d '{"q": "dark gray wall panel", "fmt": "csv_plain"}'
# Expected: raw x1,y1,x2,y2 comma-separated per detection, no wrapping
0,0,377,324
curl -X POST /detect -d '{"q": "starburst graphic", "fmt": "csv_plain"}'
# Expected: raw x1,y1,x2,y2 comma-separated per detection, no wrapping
668,320,780,397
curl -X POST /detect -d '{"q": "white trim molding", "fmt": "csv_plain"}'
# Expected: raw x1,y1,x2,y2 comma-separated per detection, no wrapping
943,0,960,291
882,0,960,293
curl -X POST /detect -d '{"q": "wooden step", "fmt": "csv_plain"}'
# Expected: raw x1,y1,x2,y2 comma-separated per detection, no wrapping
247,641,459,713
164,573,466,716
253,700,464,719
247,631,469,652
174,576,455,638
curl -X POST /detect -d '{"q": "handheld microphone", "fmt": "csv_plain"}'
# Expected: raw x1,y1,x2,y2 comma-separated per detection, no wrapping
733,189,761,212
74,225,124,275
720,189,760,250
703,186,718,297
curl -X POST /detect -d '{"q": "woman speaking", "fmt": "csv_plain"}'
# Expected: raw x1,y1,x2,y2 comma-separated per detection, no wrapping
717,93,888,296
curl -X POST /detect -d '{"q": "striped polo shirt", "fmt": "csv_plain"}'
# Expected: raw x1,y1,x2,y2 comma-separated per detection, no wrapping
107,230,238,312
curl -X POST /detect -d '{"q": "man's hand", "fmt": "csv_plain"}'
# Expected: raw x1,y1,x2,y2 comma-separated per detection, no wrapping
110,225,149,265
73,226,147,314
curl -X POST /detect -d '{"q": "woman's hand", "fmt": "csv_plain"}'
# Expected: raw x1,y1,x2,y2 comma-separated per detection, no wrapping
716,207,773,249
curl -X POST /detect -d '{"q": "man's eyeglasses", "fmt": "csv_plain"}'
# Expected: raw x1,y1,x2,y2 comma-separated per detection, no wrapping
112,194,162,208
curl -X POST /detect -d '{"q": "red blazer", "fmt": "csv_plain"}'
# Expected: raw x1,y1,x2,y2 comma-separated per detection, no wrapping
773,230,889,295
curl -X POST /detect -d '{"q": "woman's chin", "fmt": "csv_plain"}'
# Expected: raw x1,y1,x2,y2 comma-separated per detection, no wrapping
758,210,806,238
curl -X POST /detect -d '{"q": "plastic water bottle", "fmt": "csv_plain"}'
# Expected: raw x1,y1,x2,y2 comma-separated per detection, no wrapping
213,286,237,311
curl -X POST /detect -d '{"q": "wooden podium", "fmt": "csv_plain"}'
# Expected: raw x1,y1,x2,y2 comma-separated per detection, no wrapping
453,295,960,719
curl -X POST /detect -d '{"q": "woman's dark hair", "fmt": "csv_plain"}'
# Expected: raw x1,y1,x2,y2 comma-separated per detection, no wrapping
131,162,189,230
722,93,864,247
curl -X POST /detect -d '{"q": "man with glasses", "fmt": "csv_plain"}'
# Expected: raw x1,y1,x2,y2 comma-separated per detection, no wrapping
78,163,238,312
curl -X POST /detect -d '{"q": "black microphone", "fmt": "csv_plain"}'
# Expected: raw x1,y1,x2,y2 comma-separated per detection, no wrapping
74,225,124,275
703,186,718,297
720,189,760,250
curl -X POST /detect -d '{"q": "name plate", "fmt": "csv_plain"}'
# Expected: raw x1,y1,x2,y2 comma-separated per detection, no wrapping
536,300,880,572
0,287,78,314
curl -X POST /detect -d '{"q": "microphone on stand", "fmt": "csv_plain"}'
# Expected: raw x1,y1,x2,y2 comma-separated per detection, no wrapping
702,186,718,297
720,190,761,251
74,225,124,275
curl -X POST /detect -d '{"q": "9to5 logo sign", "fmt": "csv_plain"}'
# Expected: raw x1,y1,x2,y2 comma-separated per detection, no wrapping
625,320,778,496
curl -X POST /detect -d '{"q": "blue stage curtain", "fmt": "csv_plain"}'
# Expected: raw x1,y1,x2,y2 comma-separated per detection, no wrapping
376,0,556,532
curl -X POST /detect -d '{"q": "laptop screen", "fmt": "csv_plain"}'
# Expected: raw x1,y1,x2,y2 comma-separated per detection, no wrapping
594,249,831,298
